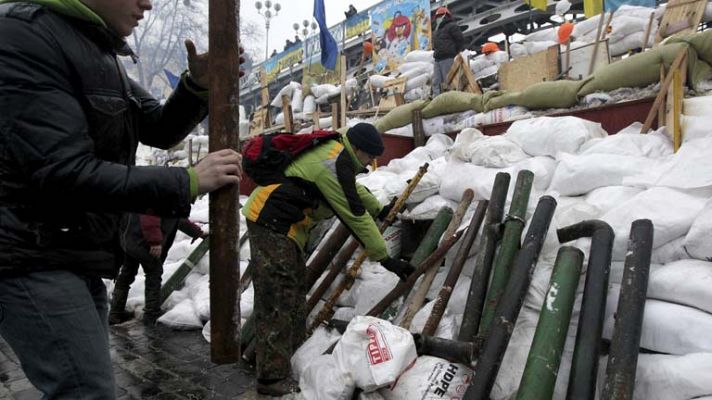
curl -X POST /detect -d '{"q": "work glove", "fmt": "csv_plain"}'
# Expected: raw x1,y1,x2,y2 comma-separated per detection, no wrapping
377,197,398,221
380,256,416,281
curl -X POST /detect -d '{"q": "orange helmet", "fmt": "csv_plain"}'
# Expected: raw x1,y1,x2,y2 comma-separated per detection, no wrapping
481,42,500,55
363,41,374,55
558,22,574,44
435,7,451,16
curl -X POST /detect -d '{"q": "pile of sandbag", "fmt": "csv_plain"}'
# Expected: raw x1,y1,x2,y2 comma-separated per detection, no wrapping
368,50,434,102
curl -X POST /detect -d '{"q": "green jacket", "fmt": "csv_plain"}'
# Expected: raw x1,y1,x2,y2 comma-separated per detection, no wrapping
0,0,104,24
243,134,388,261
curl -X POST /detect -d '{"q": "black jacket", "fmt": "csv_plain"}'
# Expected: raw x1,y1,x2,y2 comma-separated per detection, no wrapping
123,214,203,262
0,4,208,278
433,16,466,61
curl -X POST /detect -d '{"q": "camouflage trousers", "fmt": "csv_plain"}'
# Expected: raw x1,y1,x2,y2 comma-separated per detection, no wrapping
247,221,306,381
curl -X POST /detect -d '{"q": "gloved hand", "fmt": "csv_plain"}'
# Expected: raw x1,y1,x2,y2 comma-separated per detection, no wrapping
380,257,416,281
377,197,398,221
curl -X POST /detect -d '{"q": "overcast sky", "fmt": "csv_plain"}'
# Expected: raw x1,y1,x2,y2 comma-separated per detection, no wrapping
241,0,382,61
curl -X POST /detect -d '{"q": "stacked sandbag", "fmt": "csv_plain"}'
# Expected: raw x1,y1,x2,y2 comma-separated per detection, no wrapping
681,94,712,143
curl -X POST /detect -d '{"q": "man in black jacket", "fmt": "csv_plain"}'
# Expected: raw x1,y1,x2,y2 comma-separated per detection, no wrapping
432,7,466,96
0,0,243,397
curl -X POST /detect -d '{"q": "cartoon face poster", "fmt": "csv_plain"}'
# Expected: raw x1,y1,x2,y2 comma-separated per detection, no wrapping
369,0,432,74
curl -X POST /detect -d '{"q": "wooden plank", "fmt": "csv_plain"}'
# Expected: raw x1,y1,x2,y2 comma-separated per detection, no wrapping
281,94,294,133
259,67,269,107
446,54,482,94
312,110,320,130
642,12,655,50
499,45,560,92
249,107,269,136
666,56,687,150
655,0,707,43
331,103,339,129
339,55,347,128
589,12,608,76
412,109,426,148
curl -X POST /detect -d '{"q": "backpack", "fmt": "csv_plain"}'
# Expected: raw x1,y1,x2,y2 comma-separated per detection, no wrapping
241,130,341,186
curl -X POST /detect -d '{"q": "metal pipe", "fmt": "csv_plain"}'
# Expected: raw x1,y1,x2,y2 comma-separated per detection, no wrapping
516,246,584,400
413,334,483,366
305,239,359,314
378,207,454,321
464,195,557,400
367,230,464,318
459,172,510,342
400,189,475,330
424,200,488,336
479,170,534,337
602,219,654,400
558,220,615,400
304,222,351,290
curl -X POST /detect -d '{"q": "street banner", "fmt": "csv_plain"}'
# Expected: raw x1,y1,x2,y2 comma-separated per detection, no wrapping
370,0,432,74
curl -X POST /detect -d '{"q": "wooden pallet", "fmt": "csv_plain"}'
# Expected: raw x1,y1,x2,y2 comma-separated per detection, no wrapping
377,76,407,109
499,45,560,92
655,0,707,44
446,54,482,94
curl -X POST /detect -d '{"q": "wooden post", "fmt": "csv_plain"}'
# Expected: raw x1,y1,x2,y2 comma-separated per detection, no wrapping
564,41,571,79
412,109,426,148
641,49,687,133
313,110,320,130
339,55,347,128
331,103,339,129
642,12,655,50
588,13,607,76
208,0,241,363
671,68,682,152
281,94,293,133
600,10,615,42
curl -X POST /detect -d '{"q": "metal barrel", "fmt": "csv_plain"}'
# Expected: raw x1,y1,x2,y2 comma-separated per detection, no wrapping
479,170,534,337
424,200,488,336
464,195,557,400
558,220,615,400
602,219,654,400
459,172,510,342
516,246,584,400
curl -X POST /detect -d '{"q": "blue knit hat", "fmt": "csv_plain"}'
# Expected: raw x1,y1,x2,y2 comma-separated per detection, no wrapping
347,123,384,156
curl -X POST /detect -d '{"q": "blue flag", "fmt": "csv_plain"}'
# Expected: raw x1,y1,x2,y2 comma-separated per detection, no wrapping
163,69,180,89
604,0,655,12
313,0,338,70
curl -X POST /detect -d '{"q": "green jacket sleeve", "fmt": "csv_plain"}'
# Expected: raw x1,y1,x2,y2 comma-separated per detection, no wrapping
357,183,384,218
314,170,389,261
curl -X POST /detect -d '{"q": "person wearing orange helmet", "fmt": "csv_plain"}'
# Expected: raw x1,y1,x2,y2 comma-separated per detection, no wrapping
432,6,466,96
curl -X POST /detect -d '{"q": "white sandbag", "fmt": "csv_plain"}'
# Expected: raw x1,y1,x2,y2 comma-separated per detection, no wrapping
642,137,712,189
682,115,712,143
600,187,712,260
333,316,418,392
345,270,401,316
157,298,202,330
478,65,499,78
384,147,434,174
398,61,432,74
549,153,658,196
609,31,646,56
683,95,712,116
469,136,529,168
509,43,527,59
311,83,338,98
380,356,472,400
505,116,608,157
302,95,316,114
400,66,431,80
404,50,434,63
685,197,712,261
369,75,396,89
425,134,454,157
650,235,689,264
584,186,643,213
292,326,342,377
403,171,441,204
404,87,426,102
270,82,298,108
525,41,558,56
291,87,303,112
300,354,355,400
404,73,430,92
470,55,495,74
465,106,530,126
487,51,510,65
402,195,458,221
603,296,712,355
648,259,712,313
524,26,557,42
239,120,250,138
578,123,673,158
274,112,285,125
631,353,712,400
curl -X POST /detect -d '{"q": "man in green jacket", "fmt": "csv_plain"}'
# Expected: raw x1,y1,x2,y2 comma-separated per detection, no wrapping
243,122,415,395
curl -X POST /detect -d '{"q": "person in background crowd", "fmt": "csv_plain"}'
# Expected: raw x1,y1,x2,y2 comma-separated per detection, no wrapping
0,0,244,397
431,6,466,96
109,215,206,325
345,3,357,19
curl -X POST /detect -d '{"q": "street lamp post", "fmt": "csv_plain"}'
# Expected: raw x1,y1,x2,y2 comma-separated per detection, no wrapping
255,0,281,61
294,19,318,74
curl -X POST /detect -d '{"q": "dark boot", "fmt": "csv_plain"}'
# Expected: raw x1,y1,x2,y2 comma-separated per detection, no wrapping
143,266,163,325
256,378,301,396
109,286,131,325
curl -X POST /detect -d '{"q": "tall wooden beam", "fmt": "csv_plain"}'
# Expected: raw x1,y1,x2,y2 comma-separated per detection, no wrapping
208,0,241,364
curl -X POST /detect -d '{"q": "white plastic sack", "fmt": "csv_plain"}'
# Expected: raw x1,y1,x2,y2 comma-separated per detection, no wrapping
369,75,396,89
157,298,202,330
505,116,608,157
633,137,712,189
631,353,712,400
682,115,712,143
292,326,342,378
270,82,298,108
332,316,417,392
404,73,430,92
398,61,432,74
402,195,458,221
291,88,303,112
303,95,316,114
300,354,355,400
469,136,531,168
648,259,712,314
380,356,472,400
578,122,672,158
683,95,712,116
404,50,434,63
685,197,712,261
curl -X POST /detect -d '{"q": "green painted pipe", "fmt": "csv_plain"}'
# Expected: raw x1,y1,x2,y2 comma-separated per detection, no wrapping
479,170,534,336
378,206,453,321
160,237,210,305
516,246,584,400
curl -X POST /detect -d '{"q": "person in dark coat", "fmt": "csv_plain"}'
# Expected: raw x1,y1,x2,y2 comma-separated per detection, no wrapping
345,4,357,19
432,7,466,95
110,215,206,325
0,0,243,398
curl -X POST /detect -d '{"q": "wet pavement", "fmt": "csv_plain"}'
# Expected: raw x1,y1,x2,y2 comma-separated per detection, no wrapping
0,320,284,400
